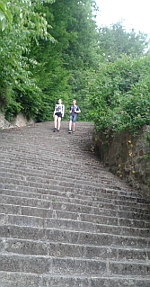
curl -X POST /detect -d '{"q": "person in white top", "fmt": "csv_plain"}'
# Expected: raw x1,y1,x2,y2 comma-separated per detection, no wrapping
53,99,65,132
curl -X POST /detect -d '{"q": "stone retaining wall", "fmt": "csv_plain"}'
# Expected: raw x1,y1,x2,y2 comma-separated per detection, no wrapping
0,111,35,130
94,125,150,197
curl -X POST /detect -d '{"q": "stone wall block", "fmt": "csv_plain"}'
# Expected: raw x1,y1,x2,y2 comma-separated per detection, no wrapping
0,111,34,129
94,125,150,197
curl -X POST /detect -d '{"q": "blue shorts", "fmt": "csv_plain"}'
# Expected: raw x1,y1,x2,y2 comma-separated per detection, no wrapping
69,114,77,122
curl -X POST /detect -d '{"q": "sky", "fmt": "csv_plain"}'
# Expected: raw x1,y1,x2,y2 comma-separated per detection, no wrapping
95,0,150,38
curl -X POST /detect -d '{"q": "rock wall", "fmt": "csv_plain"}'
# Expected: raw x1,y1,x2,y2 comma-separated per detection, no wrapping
94,125,150,197
0,111,35,130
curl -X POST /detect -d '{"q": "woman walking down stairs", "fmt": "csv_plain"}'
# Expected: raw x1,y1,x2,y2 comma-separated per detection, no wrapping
0,121,149,287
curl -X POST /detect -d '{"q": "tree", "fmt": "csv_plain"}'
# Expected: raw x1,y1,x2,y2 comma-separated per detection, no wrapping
97,22,148,62
29,0,99,120
0,0,54,120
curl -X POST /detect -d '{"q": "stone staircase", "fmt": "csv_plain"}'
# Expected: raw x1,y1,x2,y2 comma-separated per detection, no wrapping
0,121,150,287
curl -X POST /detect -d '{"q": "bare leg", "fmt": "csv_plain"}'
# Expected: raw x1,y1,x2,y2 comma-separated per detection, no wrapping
69,120,72,131
72,122,75,132
57,117,61,130
54,115,58,129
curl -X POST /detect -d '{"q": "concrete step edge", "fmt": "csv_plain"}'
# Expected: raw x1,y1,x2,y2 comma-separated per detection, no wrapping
1,224,150,244
1,186,148,207
1,236,149,251
1,195,149,220
1,253,150,265
1,203,149,229
1,213,149,234
0,270,150,280
0,188,149,210
1,237,149,261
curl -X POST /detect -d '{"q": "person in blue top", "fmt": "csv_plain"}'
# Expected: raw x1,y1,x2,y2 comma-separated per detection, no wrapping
68,99,81,133
53,99,65,132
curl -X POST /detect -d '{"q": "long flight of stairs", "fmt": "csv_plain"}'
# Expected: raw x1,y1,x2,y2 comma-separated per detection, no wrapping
0,121,150,287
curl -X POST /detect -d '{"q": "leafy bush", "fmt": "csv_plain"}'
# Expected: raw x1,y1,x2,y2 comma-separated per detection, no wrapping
4,101,22,122
88,55,150,133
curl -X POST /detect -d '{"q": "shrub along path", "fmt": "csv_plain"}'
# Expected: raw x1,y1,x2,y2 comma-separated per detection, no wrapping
0,121,150,287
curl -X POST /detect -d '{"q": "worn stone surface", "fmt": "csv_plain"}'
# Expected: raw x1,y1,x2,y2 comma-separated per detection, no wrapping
94,125,150,196
0,111,34,129
0,121,150,286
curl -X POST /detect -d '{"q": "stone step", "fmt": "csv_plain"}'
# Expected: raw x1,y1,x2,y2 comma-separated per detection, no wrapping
0,176,146,205
0,154,147,198
0,171,122,187
0,152,92,165
0,171,129,193
0,165,99,182
1,213,149,238
0,159,146,200
0,155,123,182
1,202,149,228
0,199,149,228
0,238,149,261
0,121,150,286
0,271,150,287
0,162,124,183
0,170,149,208
0,149,97,164
0,155,145,193
0,225,149,249
0,195,148,227
0,179,148,212
0,254,149,277
1,194,149,222
0,169,129,191
0,183,149,215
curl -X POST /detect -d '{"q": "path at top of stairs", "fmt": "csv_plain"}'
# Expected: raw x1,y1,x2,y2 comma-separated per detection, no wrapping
0,121,150,287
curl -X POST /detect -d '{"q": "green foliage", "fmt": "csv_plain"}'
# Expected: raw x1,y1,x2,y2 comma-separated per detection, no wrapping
27,0,98,120
61,0,98,69
97,22,148,62
88,55,150,132
0,0,13,31
48,0,99,118
4,101,22,122
68,69,95,121
0,0,55,121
